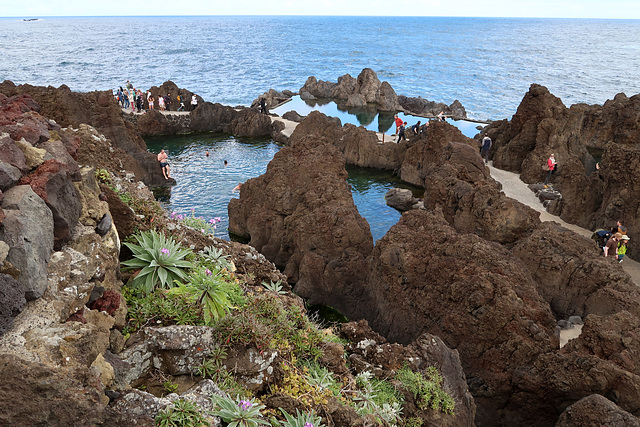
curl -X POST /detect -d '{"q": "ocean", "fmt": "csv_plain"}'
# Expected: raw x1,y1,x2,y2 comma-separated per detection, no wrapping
2,16,640,121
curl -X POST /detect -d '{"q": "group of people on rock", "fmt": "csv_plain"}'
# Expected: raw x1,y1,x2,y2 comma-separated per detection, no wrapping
392,114,431,143
603,220,630,263
114,80,199,113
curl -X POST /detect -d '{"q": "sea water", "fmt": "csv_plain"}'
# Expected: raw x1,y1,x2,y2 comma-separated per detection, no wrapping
2,16,640,121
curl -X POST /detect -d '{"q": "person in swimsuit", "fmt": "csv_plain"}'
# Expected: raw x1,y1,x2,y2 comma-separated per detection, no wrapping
157,149,171,179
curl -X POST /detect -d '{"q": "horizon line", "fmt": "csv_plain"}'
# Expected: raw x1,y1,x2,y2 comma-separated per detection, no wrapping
4,14,640,20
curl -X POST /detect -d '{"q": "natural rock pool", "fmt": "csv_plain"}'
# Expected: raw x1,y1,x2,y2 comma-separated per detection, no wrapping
145,133,422,242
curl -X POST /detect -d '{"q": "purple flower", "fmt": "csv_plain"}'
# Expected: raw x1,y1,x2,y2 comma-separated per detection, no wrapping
205,269,212,276
304,423,314,427
214,217,222,223
170,211,176,219
201,229,205,233
239,400,252,411
209,218,216,224
161,248,170,255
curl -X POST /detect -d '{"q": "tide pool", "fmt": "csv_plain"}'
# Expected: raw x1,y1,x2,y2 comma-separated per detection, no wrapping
145,133,422,243
272,96,485,138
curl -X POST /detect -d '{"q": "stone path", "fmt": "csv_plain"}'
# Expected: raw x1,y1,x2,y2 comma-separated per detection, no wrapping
487,162,640,283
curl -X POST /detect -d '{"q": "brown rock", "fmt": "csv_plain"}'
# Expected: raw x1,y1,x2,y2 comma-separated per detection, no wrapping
555,394,640,427
228,116,373,310
512,222,640,319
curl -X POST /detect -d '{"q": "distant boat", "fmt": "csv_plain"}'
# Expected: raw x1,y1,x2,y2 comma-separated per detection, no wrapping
23,18,40,21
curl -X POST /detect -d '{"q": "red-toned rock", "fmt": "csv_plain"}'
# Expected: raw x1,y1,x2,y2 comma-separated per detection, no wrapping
0,134,28,173
88,290,121,316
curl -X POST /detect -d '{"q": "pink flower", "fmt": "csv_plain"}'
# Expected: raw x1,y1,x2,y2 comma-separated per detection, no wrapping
205,269,212,276
161,248,170,255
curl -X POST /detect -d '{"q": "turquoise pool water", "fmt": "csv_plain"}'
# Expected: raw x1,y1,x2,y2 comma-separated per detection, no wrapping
145,134,421,242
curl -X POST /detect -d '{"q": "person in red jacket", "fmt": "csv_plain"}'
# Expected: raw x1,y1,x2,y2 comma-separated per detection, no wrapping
543,153,557,187
394,114,403,135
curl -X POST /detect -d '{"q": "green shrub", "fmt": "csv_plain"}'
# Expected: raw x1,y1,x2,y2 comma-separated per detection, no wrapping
123,287,204,334
122,230,194,294
353,371,404,424
211,395,270,427
212,293,325,360
155,399,208,427
395,365,455,415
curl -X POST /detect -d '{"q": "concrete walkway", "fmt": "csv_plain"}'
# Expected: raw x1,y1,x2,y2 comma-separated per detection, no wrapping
487,162,640,284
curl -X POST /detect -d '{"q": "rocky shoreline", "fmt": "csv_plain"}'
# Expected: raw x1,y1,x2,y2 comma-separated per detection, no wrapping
1,74,640,426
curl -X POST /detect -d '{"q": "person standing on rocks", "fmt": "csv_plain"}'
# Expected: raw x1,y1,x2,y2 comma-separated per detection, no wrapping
480,135,492,164
157,149,171,180
603,232,622,258
543,153,557,187
259,98,269,115
158,95,166,111
191,94,198,111
397,122,407,143
394,114,403,135
617,235,630,263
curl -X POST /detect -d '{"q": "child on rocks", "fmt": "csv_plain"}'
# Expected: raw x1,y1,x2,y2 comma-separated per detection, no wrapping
617,235,630,263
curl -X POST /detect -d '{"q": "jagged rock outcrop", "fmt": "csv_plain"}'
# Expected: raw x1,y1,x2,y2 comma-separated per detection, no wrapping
556,394,640,427
228,114,374,310
145,80,202,112
399,95,468,119
300,68,402,112
484,84,640,257
18,160,82,249
0,273,25,334
361,208,559,424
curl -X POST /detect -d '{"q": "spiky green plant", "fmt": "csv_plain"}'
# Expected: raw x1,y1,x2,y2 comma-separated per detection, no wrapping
261,280,286,295
278,408,325,427
166,266,235,324
211,395,270,427
200,245,235,271
122,230,194,294
155,399,208,427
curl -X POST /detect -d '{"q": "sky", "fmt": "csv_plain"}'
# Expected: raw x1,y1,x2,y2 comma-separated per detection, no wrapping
4,0,640,19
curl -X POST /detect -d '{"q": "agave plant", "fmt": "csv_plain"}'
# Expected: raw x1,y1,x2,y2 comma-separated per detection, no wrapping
261,280,286,295
211,395,270,427
122,229,194,294
167,266,235,324
278,409,325,427
200,245,236,271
